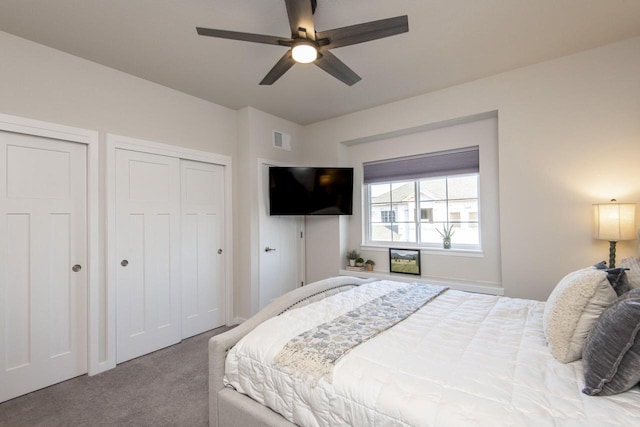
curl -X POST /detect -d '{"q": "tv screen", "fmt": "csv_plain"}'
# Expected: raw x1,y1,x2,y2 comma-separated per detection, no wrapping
269,167,354,215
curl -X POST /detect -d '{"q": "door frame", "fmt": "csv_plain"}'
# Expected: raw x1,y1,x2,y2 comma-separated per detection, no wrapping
0,113,100,374
256,158,305,312
106,134,233,368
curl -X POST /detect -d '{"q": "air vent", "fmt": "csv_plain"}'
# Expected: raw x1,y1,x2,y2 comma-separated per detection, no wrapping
273,130,291,151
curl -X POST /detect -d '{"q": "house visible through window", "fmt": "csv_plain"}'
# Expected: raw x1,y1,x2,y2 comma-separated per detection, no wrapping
364,147,481,249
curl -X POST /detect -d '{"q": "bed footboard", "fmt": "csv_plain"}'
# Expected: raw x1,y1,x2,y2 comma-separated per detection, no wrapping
209,276,376,427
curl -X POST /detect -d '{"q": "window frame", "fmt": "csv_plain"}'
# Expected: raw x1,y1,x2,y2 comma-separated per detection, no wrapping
365,172,481,250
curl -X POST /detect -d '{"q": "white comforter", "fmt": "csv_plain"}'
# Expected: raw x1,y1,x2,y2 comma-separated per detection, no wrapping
225,280,640,426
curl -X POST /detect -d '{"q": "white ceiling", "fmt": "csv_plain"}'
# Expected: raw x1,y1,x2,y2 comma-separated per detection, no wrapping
1,0,639,125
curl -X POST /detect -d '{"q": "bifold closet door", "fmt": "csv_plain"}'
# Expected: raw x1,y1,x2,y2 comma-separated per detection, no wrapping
180,160,225,338
115,149,181,363
0,132,87,402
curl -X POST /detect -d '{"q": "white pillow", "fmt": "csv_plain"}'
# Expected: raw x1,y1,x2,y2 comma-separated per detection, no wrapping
543,269,616,363
620,257,640,289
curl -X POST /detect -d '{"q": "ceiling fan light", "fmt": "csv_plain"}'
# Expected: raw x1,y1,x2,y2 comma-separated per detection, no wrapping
291,42,317,63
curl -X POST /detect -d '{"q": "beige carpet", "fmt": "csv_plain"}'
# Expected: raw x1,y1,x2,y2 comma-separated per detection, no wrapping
0,326,232,427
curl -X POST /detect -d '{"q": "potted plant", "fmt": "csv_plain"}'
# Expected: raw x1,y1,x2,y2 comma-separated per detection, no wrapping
355,257,365,267
437,224,455,249
346,250,360,266
365,259,375,271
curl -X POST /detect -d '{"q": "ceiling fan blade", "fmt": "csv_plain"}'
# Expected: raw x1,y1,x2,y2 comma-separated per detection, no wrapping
314,51,361,86
284,0,315,39
196,27,292,46
316,15,408,49
260,51,296,85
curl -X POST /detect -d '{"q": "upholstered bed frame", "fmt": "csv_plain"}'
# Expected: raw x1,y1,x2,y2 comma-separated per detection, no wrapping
208,276,375,427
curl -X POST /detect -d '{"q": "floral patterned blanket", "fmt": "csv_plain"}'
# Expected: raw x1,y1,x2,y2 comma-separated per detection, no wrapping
273,282,448,384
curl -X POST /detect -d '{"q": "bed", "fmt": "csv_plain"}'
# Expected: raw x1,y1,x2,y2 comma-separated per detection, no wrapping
209,271,640,427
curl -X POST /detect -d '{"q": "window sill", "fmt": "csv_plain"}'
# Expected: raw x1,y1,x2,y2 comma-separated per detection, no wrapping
338,269,503,295
360,244,484,258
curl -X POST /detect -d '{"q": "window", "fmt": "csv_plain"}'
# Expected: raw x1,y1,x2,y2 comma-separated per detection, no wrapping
380,210,396,223
364,147,481,250
420,208,433,222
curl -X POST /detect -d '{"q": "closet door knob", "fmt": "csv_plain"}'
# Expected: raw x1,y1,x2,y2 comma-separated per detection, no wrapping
121,260,129,267
72,264,82,272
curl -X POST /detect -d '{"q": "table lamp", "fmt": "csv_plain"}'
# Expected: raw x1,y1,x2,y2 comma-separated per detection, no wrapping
593,199,636,268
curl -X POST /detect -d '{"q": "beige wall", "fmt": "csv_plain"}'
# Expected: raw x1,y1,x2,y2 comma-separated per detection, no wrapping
0,32,237,154
234,107,304,319
0,31,239,370
302,37,640,301
3,28,640,316
343,116,502,292
0,31,304,325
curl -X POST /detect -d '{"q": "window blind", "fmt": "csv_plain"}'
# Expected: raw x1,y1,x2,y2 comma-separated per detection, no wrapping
363,146,479,184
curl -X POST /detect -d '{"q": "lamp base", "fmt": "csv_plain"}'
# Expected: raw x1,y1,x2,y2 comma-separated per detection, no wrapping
609,241,617,268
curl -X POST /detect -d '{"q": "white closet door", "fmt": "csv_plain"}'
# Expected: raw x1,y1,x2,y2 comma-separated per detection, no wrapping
0,132,87,403
115,149,181,363
180,160,225,338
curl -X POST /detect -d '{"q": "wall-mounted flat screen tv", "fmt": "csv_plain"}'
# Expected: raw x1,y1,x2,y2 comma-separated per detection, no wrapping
269,167,354,215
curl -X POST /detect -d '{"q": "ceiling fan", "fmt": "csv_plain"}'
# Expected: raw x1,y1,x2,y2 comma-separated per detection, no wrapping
196,0,409,86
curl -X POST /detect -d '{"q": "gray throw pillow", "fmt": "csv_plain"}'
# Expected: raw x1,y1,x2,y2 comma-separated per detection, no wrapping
582,288,640,396
593,261,631,296
620,257,640,290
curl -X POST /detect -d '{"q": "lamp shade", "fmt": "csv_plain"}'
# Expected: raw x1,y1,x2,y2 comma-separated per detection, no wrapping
593,201,636,242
